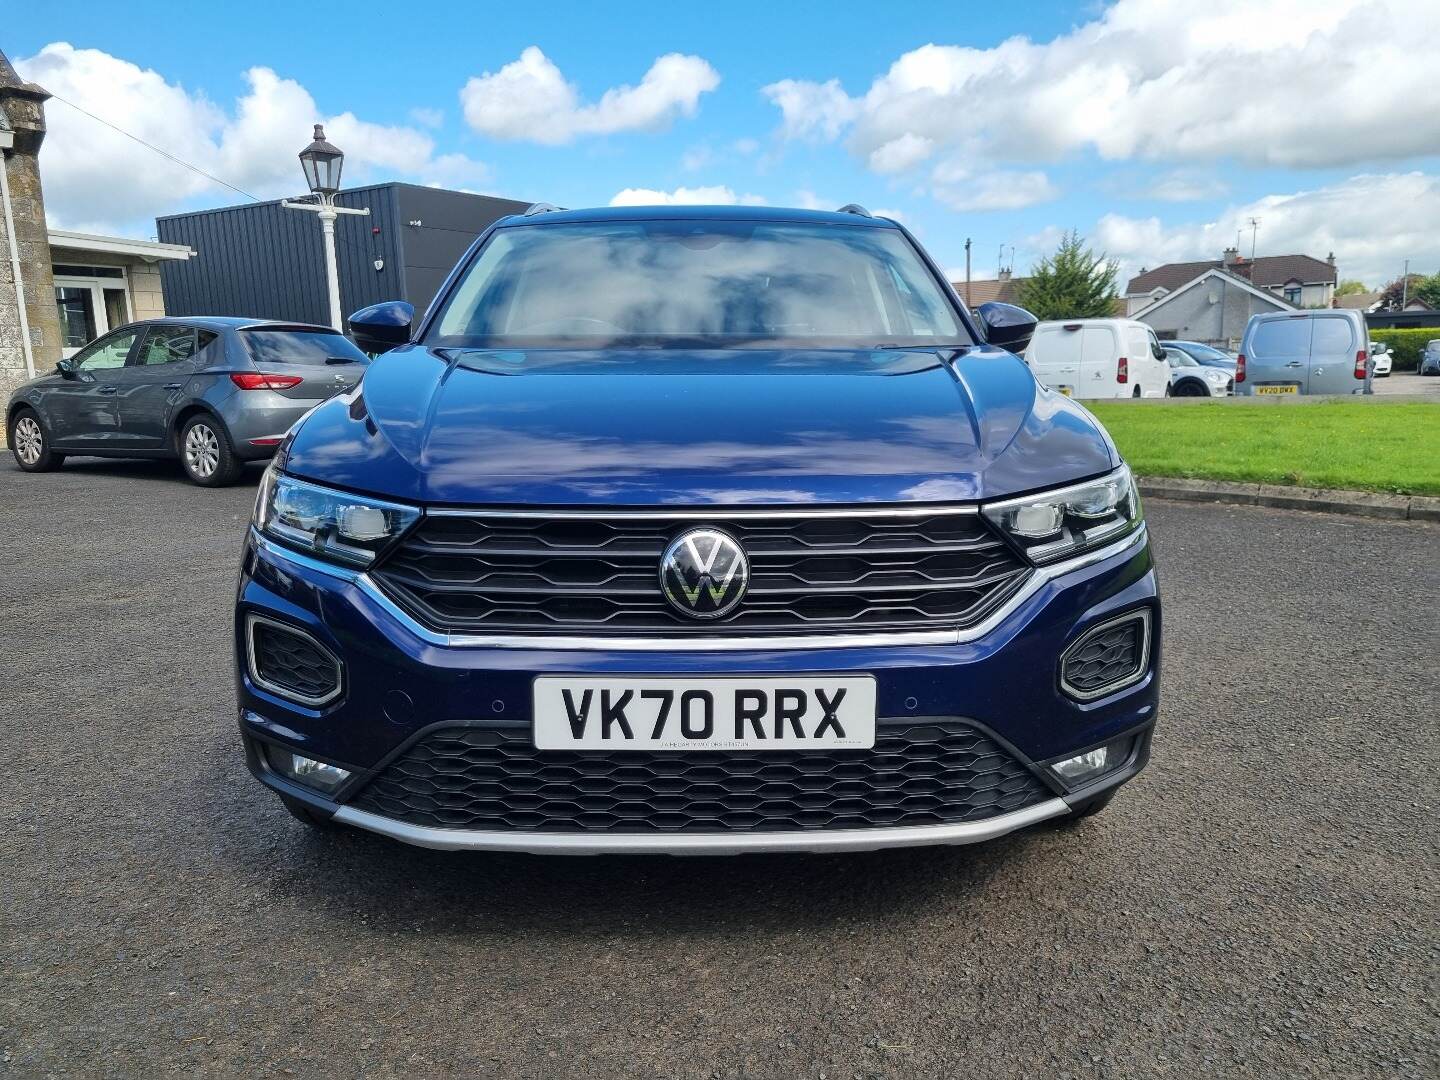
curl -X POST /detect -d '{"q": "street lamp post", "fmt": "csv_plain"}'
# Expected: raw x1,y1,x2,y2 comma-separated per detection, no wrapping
282,125,369,331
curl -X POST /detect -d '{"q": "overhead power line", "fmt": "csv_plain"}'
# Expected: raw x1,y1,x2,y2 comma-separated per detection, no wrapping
49,92,262,204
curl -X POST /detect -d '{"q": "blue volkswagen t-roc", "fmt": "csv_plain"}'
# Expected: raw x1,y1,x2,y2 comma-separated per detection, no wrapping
236,204,1159,854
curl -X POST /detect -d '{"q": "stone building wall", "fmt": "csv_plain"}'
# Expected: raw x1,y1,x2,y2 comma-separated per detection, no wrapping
1,51,63,400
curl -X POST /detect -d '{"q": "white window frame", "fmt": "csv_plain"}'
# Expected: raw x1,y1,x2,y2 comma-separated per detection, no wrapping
54,269,133,358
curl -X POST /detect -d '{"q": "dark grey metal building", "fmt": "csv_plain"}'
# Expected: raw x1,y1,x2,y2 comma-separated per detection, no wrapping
155,183,531,327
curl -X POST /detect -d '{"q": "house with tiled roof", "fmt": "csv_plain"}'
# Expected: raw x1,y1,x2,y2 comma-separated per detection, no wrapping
1129,266,1298,351
1125,247,1337,315
949,269,1026,308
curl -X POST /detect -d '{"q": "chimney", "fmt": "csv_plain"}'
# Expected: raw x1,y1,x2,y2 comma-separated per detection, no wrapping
1223,246,1241,268
1327,251,1335,266
998,268,1012,282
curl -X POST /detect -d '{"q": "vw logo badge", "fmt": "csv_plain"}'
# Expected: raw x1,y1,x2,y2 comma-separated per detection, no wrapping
659,528,749,620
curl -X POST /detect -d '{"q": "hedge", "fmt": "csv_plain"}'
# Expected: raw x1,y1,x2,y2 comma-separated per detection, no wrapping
1368,327,1439,372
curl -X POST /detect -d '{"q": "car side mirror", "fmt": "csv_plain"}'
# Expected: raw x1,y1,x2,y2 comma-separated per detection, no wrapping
55,358,77,379
348,300,415,355
974,302,1038,355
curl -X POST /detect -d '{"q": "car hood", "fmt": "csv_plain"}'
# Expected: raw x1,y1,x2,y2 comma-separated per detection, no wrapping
282,345,1117,506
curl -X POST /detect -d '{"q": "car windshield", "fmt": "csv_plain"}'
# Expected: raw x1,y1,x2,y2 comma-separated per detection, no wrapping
240,330,369,365
1179,342,1232,361
428,220,971,349
1166,350,1199,367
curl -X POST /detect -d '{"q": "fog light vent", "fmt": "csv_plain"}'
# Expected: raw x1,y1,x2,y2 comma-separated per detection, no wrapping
265,744,351,793
1060,609,1150,701
246,616,342,706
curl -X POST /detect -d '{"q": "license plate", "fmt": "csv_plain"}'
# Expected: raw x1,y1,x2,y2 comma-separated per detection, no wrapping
533,676,877,751
1255,384,1298,395
1057,385,1073,397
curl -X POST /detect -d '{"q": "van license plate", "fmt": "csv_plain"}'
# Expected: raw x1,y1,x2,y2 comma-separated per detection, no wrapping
1255,385,1298,395
533,676,877,750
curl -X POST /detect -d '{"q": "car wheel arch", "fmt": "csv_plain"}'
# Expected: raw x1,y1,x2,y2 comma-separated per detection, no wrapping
171,403,232,451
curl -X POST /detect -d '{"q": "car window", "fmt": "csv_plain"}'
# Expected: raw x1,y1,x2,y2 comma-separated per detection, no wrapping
1030,326,1082,366
1165,348,1197,367
1178,342,1231,362
1147,330,1165,361
430,220,970,349
137,326,198,366
1311,317,1354,357
1249,319,1310,357
73,328,139,371
239,330,368,366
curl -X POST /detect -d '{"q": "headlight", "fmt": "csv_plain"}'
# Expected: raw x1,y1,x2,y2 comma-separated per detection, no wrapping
982,465,1143,564
254,468,420,567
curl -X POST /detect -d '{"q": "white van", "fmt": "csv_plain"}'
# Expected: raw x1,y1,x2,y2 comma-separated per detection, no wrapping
1023,319,1171,400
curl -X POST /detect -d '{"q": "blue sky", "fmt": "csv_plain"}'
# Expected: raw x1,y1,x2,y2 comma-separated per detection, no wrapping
8,0,1439,288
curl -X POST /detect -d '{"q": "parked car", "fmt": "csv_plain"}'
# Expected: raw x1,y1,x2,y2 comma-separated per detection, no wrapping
1234,309,1369,396
1368,341,1393,377
6,317,368,485
1164,346,1232,396
1164,339,1238,372
1420,340,1440,376
1024,318,1171,399
236,204,1158,855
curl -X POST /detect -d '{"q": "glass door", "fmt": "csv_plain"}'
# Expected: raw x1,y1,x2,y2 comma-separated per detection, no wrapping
54,275,132,358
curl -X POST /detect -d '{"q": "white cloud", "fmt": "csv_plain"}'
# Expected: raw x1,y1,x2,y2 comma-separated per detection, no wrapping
1088,172,1440,289
16,42,487,235
761,78,858,142
763,0,1440,172
609,186,767,207
408,106,444,129
1136,170,1229,203
868,133,934,175
460,46,719,145
932,165,1058,211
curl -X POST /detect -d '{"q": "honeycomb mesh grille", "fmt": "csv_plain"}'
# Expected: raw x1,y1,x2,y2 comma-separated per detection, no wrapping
250,621,340,702
347,722,1053,833
371,510,1031,636
1062,615,1146,695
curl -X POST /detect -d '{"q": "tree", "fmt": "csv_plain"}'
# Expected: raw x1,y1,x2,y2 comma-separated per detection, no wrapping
1414,272,1440,309
1334,279,1369,297
1378,273,1429,310
1017,231,1119,319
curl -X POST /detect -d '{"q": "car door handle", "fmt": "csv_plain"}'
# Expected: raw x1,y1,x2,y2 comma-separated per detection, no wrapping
97,385,118,395
1284,361,1304,368
163,383,183,391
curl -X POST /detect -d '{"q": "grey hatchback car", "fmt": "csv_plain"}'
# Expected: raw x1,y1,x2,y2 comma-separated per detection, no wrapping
6,317,367,485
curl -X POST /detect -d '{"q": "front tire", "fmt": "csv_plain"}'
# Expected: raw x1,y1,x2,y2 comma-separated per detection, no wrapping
179,414,242,486
8,408,64,472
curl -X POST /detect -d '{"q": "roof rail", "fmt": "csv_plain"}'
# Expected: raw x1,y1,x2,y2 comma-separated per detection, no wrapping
835,203,873,218
523,202,564,217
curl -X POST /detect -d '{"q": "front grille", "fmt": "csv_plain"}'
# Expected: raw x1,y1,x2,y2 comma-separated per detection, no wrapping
1060,611,1149,699
371,509,1030,636
347,722,1053,833
247,618,342,704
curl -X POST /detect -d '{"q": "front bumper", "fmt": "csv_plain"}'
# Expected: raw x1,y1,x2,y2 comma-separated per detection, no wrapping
236,525,1160,854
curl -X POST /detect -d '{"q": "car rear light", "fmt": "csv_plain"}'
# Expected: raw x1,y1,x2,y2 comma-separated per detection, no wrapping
1354,349,1367,380
1116,357,1128,384
231,372,304,391
1235,354,1246,383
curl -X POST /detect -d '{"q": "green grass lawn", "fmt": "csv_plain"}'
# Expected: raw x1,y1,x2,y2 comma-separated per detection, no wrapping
1087,399,1440,496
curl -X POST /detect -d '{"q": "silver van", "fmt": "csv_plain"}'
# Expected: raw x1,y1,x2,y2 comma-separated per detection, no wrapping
1236,310,1368,396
